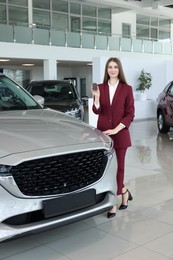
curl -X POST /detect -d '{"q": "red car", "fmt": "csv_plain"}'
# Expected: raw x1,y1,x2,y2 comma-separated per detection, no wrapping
157,81,173,133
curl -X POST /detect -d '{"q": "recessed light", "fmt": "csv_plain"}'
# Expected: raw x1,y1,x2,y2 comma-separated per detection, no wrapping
0,59,10,62
22,63,35,66
86,63,92,66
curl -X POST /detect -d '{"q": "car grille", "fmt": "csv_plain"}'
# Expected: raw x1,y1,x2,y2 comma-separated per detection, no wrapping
10,150,108,196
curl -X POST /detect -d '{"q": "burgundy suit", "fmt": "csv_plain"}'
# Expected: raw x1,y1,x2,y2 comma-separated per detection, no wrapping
92,81,135,195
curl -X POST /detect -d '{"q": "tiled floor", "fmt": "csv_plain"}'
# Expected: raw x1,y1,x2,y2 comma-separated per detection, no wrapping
1,119,173,260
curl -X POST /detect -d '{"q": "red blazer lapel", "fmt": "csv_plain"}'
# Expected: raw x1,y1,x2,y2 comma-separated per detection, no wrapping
111,82,122,107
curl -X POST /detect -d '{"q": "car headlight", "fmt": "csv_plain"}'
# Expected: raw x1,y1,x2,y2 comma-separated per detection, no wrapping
104,139,115,157
0,164,11,176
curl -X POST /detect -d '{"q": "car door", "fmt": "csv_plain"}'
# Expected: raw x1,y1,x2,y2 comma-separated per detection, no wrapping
165,83,173,125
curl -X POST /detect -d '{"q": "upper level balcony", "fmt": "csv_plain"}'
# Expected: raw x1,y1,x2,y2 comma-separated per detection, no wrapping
0,22,172,56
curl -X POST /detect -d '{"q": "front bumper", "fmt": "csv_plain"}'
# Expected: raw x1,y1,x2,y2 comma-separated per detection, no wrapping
0,152,117,242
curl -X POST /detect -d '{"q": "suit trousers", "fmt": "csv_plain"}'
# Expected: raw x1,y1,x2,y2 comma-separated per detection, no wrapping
115,148,127,195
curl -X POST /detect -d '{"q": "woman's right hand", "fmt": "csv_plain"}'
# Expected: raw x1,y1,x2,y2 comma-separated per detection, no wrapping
90,84,100,98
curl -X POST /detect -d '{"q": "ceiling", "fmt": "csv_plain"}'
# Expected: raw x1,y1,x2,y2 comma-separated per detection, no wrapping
0,59,90,69
1,0,173,69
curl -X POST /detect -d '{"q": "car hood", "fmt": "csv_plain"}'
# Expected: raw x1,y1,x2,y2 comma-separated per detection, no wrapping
44,100,80,112
0,109,111,165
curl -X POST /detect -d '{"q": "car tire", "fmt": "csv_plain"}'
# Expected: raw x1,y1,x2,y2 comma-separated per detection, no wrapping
157,111,170,133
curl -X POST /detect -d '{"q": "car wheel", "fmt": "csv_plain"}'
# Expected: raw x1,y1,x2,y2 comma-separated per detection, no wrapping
157,111,170,133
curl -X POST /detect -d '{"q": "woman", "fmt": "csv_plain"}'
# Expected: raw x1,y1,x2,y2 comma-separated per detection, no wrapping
91,57,135,218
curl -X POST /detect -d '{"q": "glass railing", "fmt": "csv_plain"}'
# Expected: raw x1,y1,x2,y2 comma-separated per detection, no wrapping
0,23,172,55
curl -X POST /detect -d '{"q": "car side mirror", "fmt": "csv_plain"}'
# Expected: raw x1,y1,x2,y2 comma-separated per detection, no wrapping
34,95,45,107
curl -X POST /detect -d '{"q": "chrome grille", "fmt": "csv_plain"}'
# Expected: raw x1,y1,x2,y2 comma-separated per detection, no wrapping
10,150,108,196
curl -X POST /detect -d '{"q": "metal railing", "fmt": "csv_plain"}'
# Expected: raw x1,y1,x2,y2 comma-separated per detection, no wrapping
0,23,172,55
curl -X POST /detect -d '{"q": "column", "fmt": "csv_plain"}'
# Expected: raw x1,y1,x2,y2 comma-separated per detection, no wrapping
43,59,57,80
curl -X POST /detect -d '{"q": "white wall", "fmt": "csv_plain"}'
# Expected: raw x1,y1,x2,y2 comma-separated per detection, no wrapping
112,11,136,37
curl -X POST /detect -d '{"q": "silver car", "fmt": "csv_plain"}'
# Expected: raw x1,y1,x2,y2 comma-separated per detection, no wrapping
0,74,117,242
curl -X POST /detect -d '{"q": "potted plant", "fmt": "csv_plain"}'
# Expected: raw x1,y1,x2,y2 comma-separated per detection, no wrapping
136,69,152,100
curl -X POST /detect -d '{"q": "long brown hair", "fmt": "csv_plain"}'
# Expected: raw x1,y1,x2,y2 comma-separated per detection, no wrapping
103,57,127,84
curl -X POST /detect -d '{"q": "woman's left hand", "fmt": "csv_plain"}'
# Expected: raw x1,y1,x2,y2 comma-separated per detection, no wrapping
103,128,118,136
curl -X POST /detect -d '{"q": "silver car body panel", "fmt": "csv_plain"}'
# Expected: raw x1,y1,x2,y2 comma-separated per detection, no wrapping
0,108,117,242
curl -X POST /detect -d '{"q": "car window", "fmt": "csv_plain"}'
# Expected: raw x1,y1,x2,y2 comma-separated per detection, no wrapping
29,82,77,103
0,75,40,111
167,83,173,96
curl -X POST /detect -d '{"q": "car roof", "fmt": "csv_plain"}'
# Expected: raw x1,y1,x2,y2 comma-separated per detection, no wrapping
29,80,72,84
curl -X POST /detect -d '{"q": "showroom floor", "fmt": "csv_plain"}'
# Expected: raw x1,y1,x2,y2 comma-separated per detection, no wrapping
1,119,173,260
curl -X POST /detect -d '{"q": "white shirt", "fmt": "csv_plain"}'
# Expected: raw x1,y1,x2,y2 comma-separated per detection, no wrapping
108,80,119,105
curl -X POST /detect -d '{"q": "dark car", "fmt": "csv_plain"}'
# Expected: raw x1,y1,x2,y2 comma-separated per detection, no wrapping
25,80,84,120
157,80,173,133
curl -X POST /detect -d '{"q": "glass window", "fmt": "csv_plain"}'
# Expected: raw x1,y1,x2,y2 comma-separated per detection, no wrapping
3,69,30,87
9,6,28,24
0,0,6,2
52,0,68,13
137,15,149,25
151,28,158,40
159,30,170,41
52,13,68,30
136,26,149,39
82,5,96,17
98,8,111,19
70,3,80,15
122,23,131,38
33,0,50,10
0,4,6,21
71,16,80,32
33,10,50,28
151,17,158,27
98,20,111,35
82,18,96,33
8,0,27,6
159,19,170,29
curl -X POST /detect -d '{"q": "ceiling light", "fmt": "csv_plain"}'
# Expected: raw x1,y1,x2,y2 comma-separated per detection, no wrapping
22,63,35,66
0,59,10,62
86,63,92,66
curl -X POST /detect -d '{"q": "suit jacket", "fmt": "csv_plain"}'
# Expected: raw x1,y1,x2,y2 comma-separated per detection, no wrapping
92,81,135,149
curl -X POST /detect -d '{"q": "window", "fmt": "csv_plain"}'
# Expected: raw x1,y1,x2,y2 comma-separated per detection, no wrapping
0,4,6,21
136,14,171,41
70,3,80,15
98,20,111,35
122,23,131,38
33,9,50,28
82,5,96,17
33,0,50,10
52,0,68,13
52,13,68,30
98,8,111,19
8,0,27,6
9,6,28,24
82,17,96,33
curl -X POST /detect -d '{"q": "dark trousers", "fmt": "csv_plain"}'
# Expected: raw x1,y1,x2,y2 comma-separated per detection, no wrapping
115,148,127,195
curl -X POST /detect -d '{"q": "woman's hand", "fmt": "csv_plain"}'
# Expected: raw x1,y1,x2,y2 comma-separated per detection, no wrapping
90,84,100,106
103,123,125,136
90,84,100,98
103,128,118,136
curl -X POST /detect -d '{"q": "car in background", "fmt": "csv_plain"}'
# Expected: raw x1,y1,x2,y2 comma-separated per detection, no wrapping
157,81,173,133
25,80,84,120
0,74,117,242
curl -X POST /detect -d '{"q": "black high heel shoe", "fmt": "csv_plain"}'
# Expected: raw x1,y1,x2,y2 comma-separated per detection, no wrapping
119,189,133,210
107,206,116,218
107,212,116,218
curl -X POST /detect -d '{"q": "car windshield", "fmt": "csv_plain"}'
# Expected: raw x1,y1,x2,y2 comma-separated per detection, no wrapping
28,82,77,103
0,75,40,111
